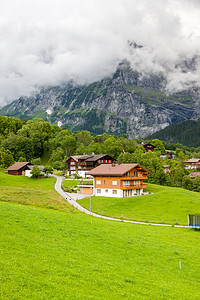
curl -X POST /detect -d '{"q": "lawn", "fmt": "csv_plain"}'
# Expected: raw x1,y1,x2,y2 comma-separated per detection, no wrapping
1,172,200,298
1,201,200,299
78,184,200,225
61,179,93,192
0,172,76,213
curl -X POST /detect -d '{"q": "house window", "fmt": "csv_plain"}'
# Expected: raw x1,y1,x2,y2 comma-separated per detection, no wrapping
96,180,101,185
112,190,117,194
112,180,117,185
104,180,106,185
97,189,101,193
105,189,108,193
123,181,130,186
71,161,75,165
70,166,76,170
109,160,112,163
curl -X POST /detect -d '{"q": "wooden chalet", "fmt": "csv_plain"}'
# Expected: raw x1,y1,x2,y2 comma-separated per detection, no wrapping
138,143,155,152
85,163,152,197
188,172,200,179
6,162,33,175
65,154,115,177
184,159,200,169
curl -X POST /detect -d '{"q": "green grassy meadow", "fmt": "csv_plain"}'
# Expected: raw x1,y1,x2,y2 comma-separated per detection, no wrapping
78,184,200,225
0,172,76,213
1,172,200,299
1,201,200,299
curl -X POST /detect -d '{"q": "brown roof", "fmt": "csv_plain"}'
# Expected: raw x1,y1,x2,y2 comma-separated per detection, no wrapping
6,162,33,171
188,172,200,178
65,154,115,163
184,158,200,163
87,163,151,176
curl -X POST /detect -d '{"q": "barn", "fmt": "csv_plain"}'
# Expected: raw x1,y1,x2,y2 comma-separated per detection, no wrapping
6,162,33,175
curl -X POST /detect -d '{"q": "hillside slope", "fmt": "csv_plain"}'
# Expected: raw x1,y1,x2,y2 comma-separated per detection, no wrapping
146,120,200,147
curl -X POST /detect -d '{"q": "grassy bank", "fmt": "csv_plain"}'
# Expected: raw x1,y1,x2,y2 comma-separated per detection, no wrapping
78,184,200,225
0,172,76,213
1,201,200,299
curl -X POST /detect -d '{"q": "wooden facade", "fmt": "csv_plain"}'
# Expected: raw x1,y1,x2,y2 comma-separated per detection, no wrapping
138,143,155,152
66,154,115,176
184,159,200,169
6,162,33,176
87,163,151,198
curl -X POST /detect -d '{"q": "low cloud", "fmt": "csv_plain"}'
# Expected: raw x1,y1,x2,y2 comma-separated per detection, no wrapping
0,0,200,106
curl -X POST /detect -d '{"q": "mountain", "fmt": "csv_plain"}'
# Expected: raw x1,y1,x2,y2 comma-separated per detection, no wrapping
0,60,199,138
146,120,200,148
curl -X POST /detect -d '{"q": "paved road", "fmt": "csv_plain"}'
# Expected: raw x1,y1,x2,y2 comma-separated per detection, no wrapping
53,175,189,229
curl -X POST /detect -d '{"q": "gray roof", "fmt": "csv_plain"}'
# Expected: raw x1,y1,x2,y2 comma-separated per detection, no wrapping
27,165,45,171
85,154,113,162
66,154,114,163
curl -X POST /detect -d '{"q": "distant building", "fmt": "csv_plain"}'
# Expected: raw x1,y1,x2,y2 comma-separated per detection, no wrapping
6,162,33,175
163,165,170,173
25,165,45,177
65,154,115,177
138,143,155,152
86,163,152,198
184,159,200,169
188,172,200,179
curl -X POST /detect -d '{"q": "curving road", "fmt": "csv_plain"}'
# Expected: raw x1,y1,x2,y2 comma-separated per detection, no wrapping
54,175,189,228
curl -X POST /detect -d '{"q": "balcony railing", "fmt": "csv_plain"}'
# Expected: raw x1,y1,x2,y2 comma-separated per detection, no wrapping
121,184,148,190
121,176,147,180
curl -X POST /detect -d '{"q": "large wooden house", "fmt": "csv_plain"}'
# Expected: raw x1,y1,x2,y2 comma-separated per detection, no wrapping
184,158,200,169
6,162,33,175
65,154,115,177
85,163,151,197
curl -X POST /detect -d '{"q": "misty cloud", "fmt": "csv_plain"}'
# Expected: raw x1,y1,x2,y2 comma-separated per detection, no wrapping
0,0,199,106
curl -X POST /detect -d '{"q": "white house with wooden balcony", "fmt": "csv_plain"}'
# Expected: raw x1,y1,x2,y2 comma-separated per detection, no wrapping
86,163,152,198
65,154,115,177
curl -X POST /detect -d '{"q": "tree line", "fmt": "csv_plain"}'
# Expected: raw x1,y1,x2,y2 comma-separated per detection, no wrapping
1,115,200,192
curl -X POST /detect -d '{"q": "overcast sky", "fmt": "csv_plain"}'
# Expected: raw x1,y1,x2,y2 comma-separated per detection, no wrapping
0,0,200,106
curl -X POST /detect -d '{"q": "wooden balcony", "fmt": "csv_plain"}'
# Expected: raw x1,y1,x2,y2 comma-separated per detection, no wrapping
121,184,148,190
121,176,147,180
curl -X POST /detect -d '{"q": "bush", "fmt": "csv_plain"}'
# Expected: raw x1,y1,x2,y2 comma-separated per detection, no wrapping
31,166,42,178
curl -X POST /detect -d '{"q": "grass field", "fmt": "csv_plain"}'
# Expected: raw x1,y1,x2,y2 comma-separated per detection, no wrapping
0,172,76,213
1,201,200,299
78,184,200,225
1,172,200,299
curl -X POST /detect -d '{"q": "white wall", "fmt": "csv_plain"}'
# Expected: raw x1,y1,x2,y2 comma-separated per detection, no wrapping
94,188,122,198
93,188,143,197
25,170,32,177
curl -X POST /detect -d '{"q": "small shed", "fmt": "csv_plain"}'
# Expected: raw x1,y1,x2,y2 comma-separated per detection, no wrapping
188,214,200,229
6,162,33,175
25,165,45,177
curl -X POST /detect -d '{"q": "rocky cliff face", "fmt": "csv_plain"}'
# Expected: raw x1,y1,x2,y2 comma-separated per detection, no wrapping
0,60,199,138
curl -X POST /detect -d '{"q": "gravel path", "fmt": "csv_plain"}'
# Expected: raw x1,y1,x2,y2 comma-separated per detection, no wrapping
54,175,189,229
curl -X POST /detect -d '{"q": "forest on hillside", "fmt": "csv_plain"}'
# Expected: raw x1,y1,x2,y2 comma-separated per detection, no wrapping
1,115,200,192
147,120,200,147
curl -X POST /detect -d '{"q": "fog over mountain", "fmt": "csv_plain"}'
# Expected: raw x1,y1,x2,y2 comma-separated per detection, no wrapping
0,0,200,106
